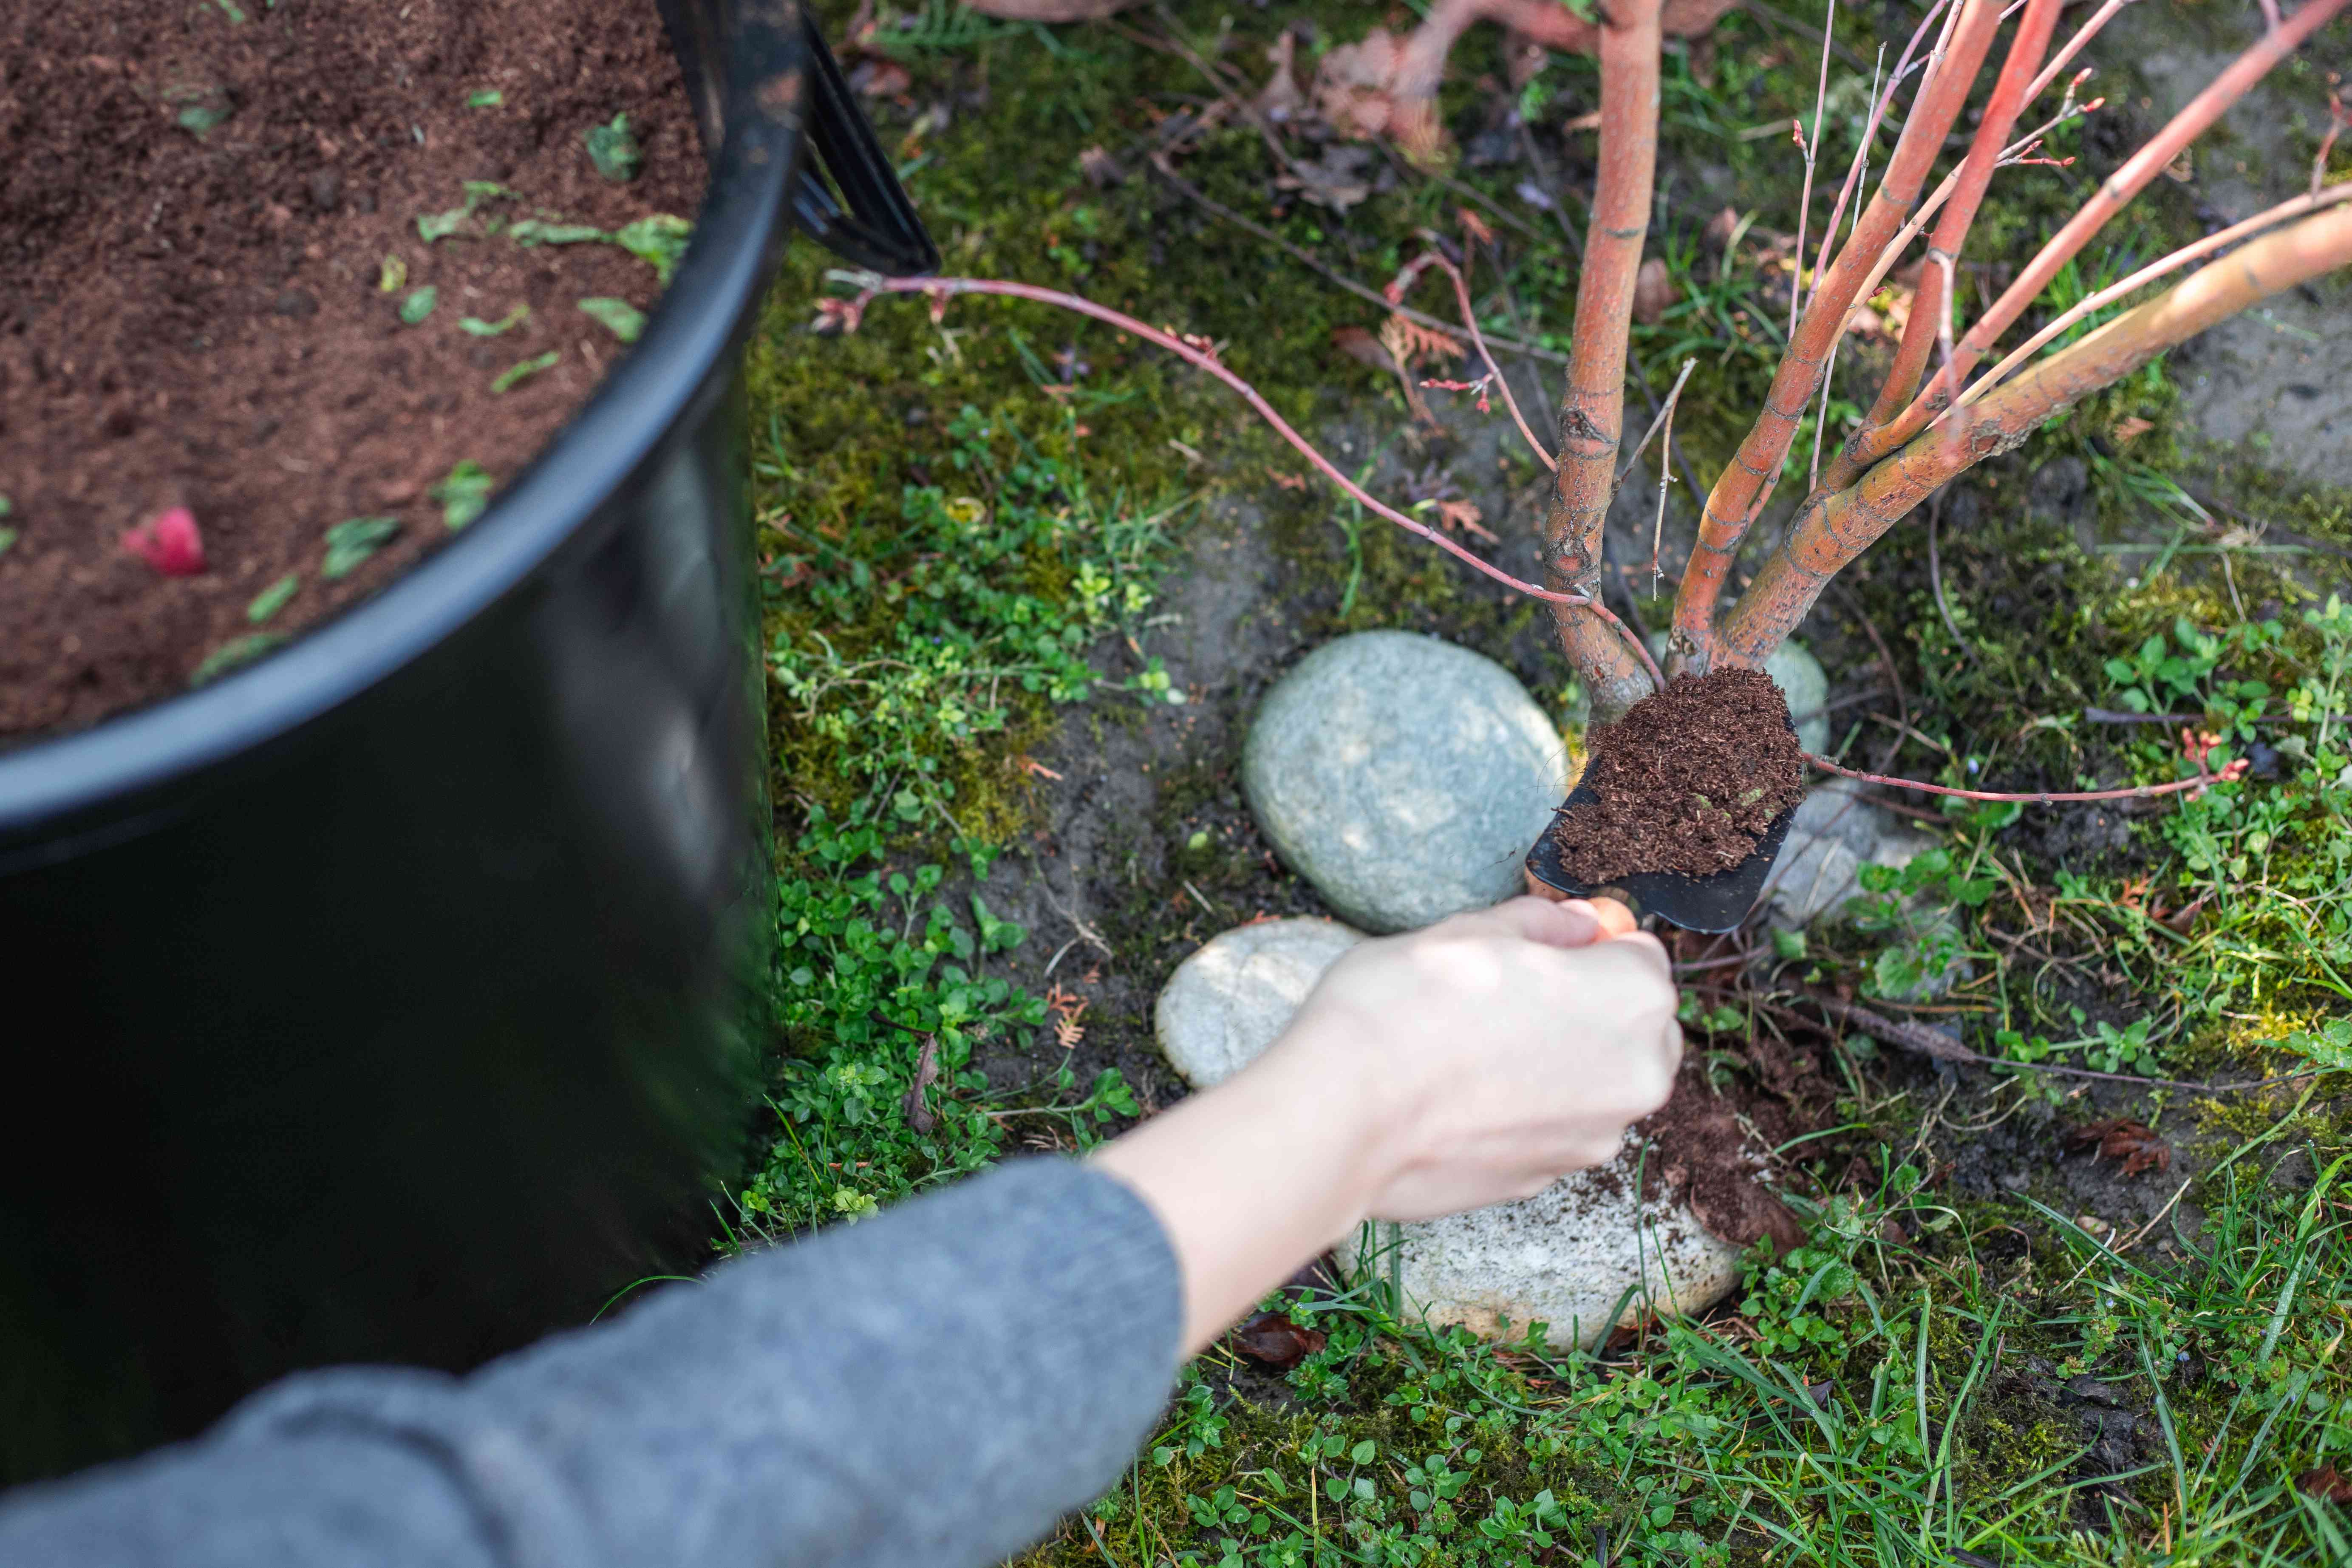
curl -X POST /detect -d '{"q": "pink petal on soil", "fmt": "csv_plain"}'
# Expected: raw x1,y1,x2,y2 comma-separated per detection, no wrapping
123,506,207,576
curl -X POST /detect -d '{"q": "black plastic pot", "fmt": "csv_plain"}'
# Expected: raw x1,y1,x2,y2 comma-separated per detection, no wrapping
0,0,933,1483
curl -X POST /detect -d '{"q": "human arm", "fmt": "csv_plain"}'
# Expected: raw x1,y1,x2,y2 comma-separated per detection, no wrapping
0,897,1676,1567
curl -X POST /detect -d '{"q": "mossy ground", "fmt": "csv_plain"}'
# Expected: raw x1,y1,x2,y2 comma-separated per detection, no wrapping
740,2,2352,1561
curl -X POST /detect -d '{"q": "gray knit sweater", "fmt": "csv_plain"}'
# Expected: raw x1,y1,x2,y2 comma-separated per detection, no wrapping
0,1159,1183,1568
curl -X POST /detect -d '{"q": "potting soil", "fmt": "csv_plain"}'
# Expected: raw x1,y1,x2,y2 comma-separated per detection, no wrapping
0,0,704,742
1553,667,1807,883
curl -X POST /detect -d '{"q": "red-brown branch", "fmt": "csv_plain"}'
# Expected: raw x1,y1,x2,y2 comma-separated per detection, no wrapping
1540,0,1667,724
1712,203,2352,664
1670,0,2005,671
841,275,1672,690
1837,0,2352,476
1806,751,2249,801
1827,0,2062,491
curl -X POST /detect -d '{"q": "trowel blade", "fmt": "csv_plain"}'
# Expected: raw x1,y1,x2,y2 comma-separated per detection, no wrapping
1523,787,1797,935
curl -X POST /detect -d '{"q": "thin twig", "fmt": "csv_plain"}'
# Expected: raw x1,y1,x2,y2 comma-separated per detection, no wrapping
1629,359,1697,590
1421,253,1556,469
1616,357,1698,486
1797,991,2321,1093
842,275,1661,688
1804,750,2247,801
1146,156,1568,365
1516,122,1586,258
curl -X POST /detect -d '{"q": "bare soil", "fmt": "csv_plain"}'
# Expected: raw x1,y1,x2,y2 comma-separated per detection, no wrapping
0,0,702,742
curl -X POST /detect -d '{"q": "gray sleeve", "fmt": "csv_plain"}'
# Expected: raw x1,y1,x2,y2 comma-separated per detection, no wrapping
0,1158,1183,1568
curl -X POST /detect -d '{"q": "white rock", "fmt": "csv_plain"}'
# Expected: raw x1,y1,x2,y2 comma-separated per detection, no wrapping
1762,778,1937,927
1155,918,1368,1091
1335,1158,1746,1350
1242,631,1568,934
1764,640,1832,756
1155,915,1745,1350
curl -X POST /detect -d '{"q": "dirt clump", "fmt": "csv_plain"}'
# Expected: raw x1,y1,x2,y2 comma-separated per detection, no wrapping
1,0,703,743
1554,668,1805,882
1635,1053,1806,1255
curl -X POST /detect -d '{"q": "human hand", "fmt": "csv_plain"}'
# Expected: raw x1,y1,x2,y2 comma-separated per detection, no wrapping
1266,896,1680,1222
1092,894,1679,1354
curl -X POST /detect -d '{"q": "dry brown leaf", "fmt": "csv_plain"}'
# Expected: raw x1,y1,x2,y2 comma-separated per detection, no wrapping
1076,146,1124,188
1457,205,1496,248
2301,1464,2352,1504
1229,1310,1327,1369
1256,31,1305,122
1432,497,1498,542
2111,415,2155,444
2064,1118,2171,1177
1381,313,1463,368
1632,257,1678,325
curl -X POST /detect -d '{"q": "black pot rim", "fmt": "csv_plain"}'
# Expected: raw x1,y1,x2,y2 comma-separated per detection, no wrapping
0,52,801,846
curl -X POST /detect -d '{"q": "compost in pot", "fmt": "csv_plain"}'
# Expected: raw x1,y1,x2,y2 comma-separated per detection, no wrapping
0,0,705,742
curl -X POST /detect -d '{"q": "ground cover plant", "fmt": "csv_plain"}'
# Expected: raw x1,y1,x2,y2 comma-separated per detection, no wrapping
741,0,2352,1560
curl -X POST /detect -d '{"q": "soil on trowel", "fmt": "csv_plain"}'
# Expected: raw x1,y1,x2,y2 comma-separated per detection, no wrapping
1,0,704,743
1553,668,1806,883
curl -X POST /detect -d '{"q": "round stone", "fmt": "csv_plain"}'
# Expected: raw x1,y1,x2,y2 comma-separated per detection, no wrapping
1335,1155,1746,1350
1242,631,1568,934
1155,918,1367,1090
1763,639,1831,756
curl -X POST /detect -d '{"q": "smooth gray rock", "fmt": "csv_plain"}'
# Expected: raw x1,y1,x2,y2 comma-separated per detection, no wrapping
1243,632,1568,934
1761,779,1937,927
1154,916,1744,1349
1155,918,1367,1091
1764,640,1831,756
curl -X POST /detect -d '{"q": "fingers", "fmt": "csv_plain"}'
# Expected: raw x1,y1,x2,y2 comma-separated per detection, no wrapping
1474,896,1602,949
1581,896,1639,940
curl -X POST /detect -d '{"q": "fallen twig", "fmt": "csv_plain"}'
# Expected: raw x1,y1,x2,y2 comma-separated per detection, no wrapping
1797,991,2322,1094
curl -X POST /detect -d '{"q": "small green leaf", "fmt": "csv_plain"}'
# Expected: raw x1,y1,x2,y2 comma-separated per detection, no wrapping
418,207,470,243
399,286,439,325
430,461,496,529
459,303,530,336
584,112,643,182
510,218,610,246
462,180,513,204
377,253,408,292
323,516,400,579
177,102,232,138
490,350,560,394
190,633,285,687
468,89,504,108
246,574,300,624
1186,830,1208,852
613,213,692,283
0,528,17,559
576,297,645,343
0,494,11,517
1350,1441,1376,1465
1771,927,1808,961
212,0,247,21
